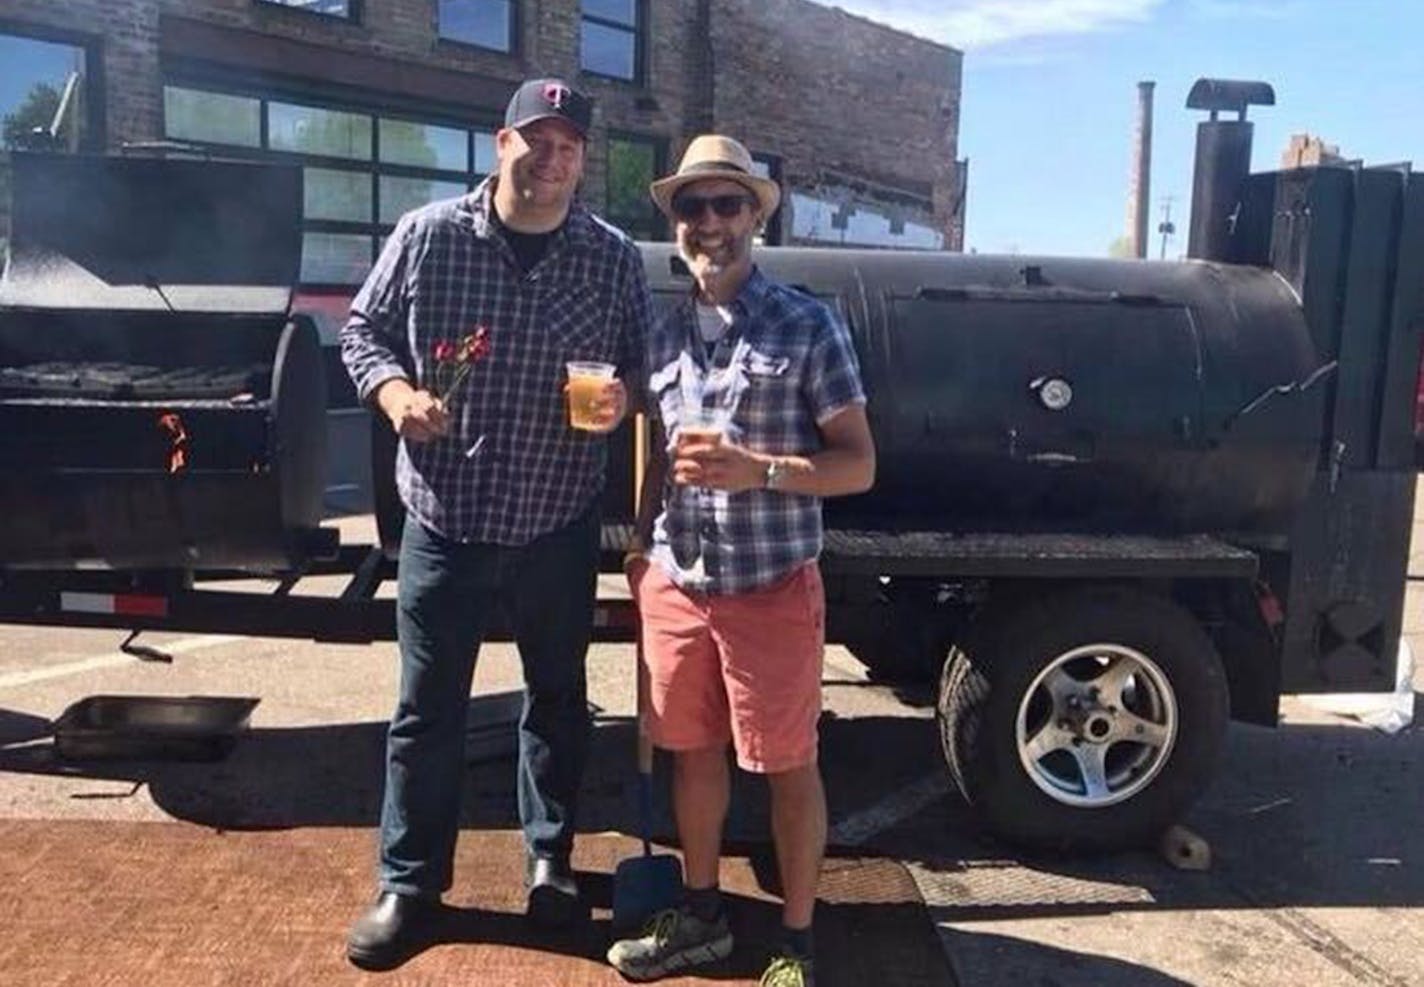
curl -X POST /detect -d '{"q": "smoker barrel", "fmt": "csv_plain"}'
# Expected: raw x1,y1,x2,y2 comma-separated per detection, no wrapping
0,153,328,571
640,244,1323,536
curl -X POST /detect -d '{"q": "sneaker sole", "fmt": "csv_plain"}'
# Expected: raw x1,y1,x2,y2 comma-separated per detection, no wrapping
608,932,735,981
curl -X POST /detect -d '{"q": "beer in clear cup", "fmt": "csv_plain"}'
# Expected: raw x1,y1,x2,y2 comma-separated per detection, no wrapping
675,408,726,455
566,361,617,431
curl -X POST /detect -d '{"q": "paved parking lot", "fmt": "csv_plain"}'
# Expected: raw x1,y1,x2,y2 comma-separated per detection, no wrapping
2,512,1424,985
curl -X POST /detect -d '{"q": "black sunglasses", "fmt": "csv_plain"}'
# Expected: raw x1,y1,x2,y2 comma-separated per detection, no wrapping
671,193,756,220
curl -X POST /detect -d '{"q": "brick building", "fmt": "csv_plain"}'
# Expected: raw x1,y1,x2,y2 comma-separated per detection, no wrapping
0,0,963,508
1280,133,1350,170
0,0,966,288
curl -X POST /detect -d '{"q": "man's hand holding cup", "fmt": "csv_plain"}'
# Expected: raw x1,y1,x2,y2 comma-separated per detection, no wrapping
671,413,764,493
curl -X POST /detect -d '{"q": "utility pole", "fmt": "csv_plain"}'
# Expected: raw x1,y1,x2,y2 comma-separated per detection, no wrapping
1157,195,1176,260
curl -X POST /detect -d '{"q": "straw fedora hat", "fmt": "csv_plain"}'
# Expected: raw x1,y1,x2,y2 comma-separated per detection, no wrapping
650,134,782,219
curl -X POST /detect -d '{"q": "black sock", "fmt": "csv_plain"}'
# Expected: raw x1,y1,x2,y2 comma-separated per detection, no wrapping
684,885,722,922
781,924,814,961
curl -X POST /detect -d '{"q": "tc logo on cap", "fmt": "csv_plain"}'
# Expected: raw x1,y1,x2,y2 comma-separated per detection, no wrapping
542,83,572,110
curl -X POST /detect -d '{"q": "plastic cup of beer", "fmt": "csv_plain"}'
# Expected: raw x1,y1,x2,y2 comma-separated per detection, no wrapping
676,408,726,456
566,361,617,431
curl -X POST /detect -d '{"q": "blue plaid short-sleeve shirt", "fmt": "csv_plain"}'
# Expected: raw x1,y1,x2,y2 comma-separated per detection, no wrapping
647,267,866,595
341,178,651,545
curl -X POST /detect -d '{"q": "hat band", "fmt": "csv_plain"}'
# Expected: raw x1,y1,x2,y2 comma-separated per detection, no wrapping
679,160,749,177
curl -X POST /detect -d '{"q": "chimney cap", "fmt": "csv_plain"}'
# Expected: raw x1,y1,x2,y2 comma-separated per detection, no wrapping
1186,78,1275,119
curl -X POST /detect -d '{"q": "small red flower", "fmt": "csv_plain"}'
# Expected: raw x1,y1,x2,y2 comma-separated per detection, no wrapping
457,326,492,364
429,325,493,410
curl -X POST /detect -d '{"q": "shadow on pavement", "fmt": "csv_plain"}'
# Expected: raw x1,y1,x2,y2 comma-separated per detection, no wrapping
0,706,52,745
4,699,1424,916
937,928,1195,986
0,708,944,838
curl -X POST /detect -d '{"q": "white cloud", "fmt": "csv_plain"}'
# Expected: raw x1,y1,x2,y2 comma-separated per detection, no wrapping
825,0,1164,49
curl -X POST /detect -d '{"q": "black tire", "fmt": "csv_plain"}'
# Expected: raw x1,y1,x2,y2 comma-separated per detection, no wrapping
938,585,1230,853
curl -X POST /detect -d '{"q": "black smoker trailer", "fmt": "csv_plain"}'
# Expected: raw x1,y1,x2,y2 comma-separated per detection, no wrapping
2,79,1422,853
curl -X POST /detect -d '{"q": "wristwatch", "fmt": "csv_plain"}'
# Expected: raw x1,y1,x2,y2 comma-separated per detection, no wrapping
763,458,786,491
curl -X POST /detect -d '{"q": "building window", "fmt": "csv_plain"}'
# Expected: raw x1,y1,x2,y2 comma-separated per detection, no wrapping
751,153,783,246
1,31,89,258
256,0,356,18
790,189,943,250
379,118,468,171
440,0,515,52
606,135,663,240
164,84,499,285
269,102,372,159
164,88,261,147
581,0,642,82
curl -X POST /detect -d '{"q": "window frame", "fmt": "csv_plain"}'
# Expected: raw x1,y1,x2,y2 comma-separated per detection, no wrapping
0,20,106,151
436,0,519,55
161,75,501,288
253,0,361,22
579,0,646,85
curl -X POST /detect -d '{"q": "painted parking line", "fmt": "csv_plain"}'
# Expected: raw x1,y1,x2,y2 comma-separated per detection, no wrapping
829,770,950,846
0,634,247,690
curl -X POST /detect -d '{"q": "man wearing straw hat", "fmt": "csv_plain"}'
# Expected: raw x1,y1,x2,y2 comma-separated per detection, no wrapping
609,135,876,987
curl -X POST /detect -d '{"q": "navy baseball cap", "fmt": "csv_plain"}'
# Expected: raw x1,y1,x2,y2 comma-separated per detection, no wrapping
504,78,593,139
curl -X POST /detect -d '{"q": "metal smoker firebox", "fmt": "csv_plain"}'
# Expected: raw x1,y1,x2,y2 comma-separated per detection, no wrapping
0,153,329,571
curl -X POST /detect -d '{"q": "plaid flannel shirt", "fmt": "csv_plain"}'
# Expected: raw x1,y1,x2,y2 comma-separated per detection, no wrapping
341,178,650,545
647,267,866,595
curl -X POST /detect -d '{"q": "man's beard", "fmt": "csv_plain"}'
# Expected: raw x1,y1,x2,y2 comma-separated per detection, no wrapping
678,233,748,276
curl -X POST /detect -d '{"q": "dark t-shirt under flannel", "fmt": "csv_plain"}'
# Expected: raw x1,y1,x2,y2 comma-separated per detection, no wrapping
647,267,866,595
341,178,651,545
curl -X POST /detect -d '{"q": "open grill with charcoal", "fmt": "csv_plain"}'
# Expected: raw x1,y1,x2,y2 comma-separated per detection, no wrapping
0,153,328,570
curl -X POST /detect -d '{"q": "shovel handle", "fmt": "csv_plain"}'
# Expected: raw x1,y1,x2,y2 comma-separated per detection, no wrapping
637,716,655,775
633,573,656,851
635,625,655,776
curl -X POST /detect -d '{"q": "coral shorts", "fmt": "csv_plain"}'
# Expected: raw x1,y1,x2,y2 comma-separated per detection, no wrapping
631,560,825,773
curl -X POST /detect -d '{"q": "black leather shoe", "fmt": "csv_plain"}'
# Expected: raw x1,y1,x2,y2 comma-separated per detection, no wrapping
346,891,440,970
525,854,586,929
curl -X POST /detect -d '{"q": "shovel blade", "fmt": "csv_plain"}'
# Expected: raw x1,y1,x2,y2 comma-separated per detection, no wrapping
612,852,683,934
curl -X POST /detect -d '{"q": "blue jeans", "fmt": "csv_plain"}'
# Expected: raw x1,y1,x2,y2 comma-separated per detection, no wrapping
378,506,599,898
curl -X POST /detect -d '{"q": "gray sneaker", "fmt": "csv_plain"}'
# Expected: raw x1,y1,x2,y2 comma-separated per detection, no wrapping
606,905,734,981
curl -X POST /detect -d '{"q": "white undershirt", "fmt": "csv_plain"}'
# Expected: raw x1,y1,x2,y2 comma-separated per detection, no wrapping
696,302,735,345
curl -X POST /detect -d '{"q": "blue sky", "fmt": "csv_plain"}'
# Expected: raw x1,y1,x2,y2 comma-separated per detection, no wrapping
826,0,1423,257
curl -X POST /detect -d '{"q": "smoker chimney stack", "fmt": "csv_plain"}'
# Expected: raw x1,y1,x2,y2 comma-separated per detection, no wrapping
1126,81,1155,259
1185,78,1275,262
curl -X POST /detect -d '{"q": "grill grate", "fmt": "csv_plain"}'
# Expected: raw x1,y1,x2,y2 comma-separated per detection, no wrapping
0,361,272,401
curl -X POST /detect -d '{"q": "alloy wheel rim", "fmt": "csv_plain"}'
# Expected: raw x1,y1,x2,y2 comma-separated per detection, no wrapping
1015,643,1178,808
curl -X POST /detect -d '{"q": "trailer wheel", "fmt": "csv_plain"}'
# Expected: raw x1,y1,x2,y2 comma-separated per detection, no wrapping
938,586,1229,852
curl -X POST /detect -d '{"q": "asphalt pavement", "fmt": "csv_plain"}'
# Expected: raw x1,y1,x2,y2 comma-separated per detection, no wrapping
1,511,1422,985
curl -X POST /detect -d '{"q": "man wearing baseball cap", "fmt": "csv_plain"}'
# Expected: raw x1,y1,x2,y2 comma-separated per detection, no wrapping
342,77,650,969
607,135,876,987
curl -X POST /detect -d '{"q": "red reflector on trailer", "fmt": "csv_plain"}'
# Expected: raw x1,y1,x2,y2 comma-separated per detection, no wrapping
115,595,168,617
